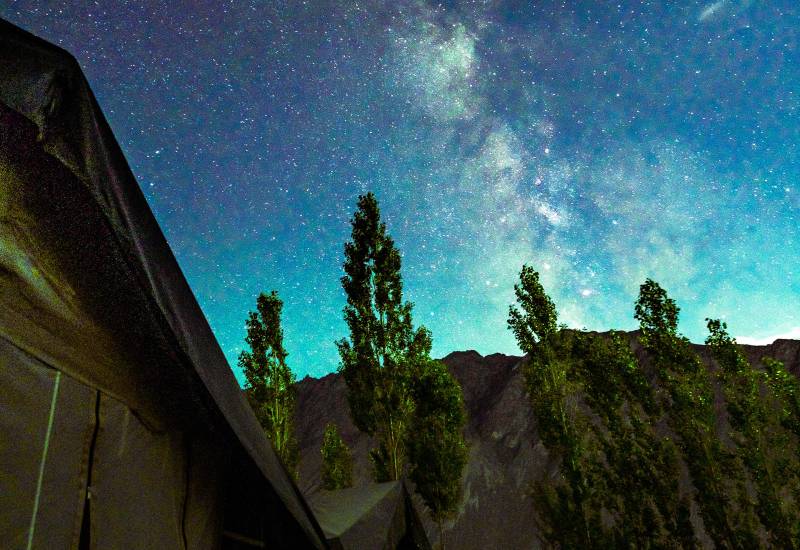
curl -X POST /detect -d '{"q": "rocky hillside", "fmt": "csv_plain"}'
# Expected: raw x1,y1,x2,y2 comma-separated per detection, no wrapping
294,333,800,549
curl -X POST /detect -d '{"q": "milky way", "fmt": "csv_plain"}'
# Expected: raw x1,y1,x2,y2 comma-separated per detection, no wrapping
4,1,799,379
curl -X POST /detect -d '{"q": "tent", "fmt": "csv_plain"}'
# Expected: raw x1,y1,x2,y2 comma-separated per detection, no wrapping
309,481,431,550
0,19,327,549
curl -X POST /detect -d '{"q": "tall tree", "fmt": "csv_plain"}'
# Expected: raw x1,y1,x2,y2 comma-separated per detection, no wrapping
320,423,354,491
508,267,687,548
571,330,688,548
762,356,800,548
507,265,596,546
239,290,299,479
507,265,558,351
407,358,468,550
336,192,430,481
634,280,757,547
707,319,800,547
506,272,798,547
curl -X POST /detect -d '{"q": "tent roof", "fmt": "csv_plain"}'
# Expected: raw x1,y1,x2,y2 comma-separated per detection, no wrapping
0,18,325,548
309,481,432,550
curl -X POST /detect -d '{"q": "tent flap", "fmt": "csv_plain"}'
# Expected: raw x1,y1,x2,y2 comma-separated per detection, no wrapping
90,393,187,549
0,336,96,549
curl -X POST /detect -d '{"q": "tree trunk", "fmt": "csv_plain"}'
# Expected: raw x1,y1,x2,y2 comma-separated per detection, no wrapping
438,517,445,550
388,417,398,481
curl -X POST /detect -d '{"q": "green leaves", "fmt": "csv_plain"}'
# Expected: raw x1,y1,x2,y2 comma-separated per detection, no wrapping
408,359,468,525
634,285,741,547
239,290,299,480
506,270,800,547
337,193,468,529
507,265,557,352
338,192,414,480
338,193,467,493
634,278,680,354
764,357,800,438
321,423,354,491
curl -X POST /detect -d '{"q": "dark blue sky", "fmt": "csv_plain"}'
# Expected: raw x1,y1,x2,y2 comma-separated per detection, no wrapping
4,1,799,380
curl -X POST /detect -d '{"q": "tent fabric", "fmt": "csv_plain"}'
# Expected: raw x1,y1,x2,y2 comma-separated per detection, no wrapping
90,394,187,549
0,334,228,550
0,336,96,549
309,481,432,550
0,98,177,431
311,481,401,545
0,18,325,549
183,436,227,550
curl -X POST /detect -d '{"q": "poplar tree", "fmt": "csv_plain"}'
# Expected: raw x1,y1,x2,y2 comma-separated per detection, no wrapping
763,357,800,438
320,423,354,491
707,319,800,547
337,192,468,540
337,192,469,532
336,192,430,481
761,356,800,548
508,267,687,547
239,290,299,479
507,271,798,547
634,280,755,547
571,330,688,548
407,358,468,550
507,265,595,546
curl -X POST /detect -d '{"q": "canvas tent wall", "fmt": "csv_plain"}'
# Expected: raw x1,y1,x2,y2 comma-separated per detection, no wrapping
0,19,326,549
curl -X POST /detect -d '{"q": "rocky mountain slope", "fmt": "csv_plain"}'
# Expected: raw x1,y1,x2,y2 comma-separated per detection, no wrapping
294,333,800,548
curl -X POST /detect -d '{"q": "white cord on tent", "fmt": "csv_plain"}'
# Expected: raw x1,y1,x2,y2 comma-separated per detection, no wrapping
27,370,61,550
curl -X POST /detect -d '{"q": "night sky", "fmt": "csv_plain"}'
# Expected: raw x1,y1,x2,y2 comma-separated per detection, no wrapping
3,1,799,381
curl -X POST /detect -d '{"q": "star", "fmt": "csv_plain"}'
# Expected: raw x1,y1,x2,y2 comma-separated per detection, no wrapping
3,0,796,379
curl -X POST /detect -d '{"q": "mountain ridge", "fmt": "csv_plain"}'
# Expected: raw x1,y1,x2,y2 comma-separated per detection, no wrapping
295,333,800,548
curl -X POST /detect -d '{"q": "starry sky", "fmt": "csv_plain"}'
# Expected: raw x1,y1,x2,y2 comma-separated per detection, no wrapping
3,1,799,380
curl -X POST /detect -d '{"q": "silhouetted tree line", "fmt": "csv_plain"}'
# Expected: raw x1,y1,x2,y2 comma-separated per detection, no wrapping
509,267,800,549
239,193,799,549
242,193,468,549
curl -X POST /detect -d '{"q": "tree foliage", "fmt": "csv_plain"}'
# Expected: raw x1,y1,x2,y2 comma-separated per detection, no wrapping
337,193,468,535
239,290,299,479
763,357,800,439
706,319,800,548
507,265,558,349
634,278,680,348
407,358,468,548
336,192,428,481
635,280,757,548
320,423,354,491
506,269,800,548
508,266,688,548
